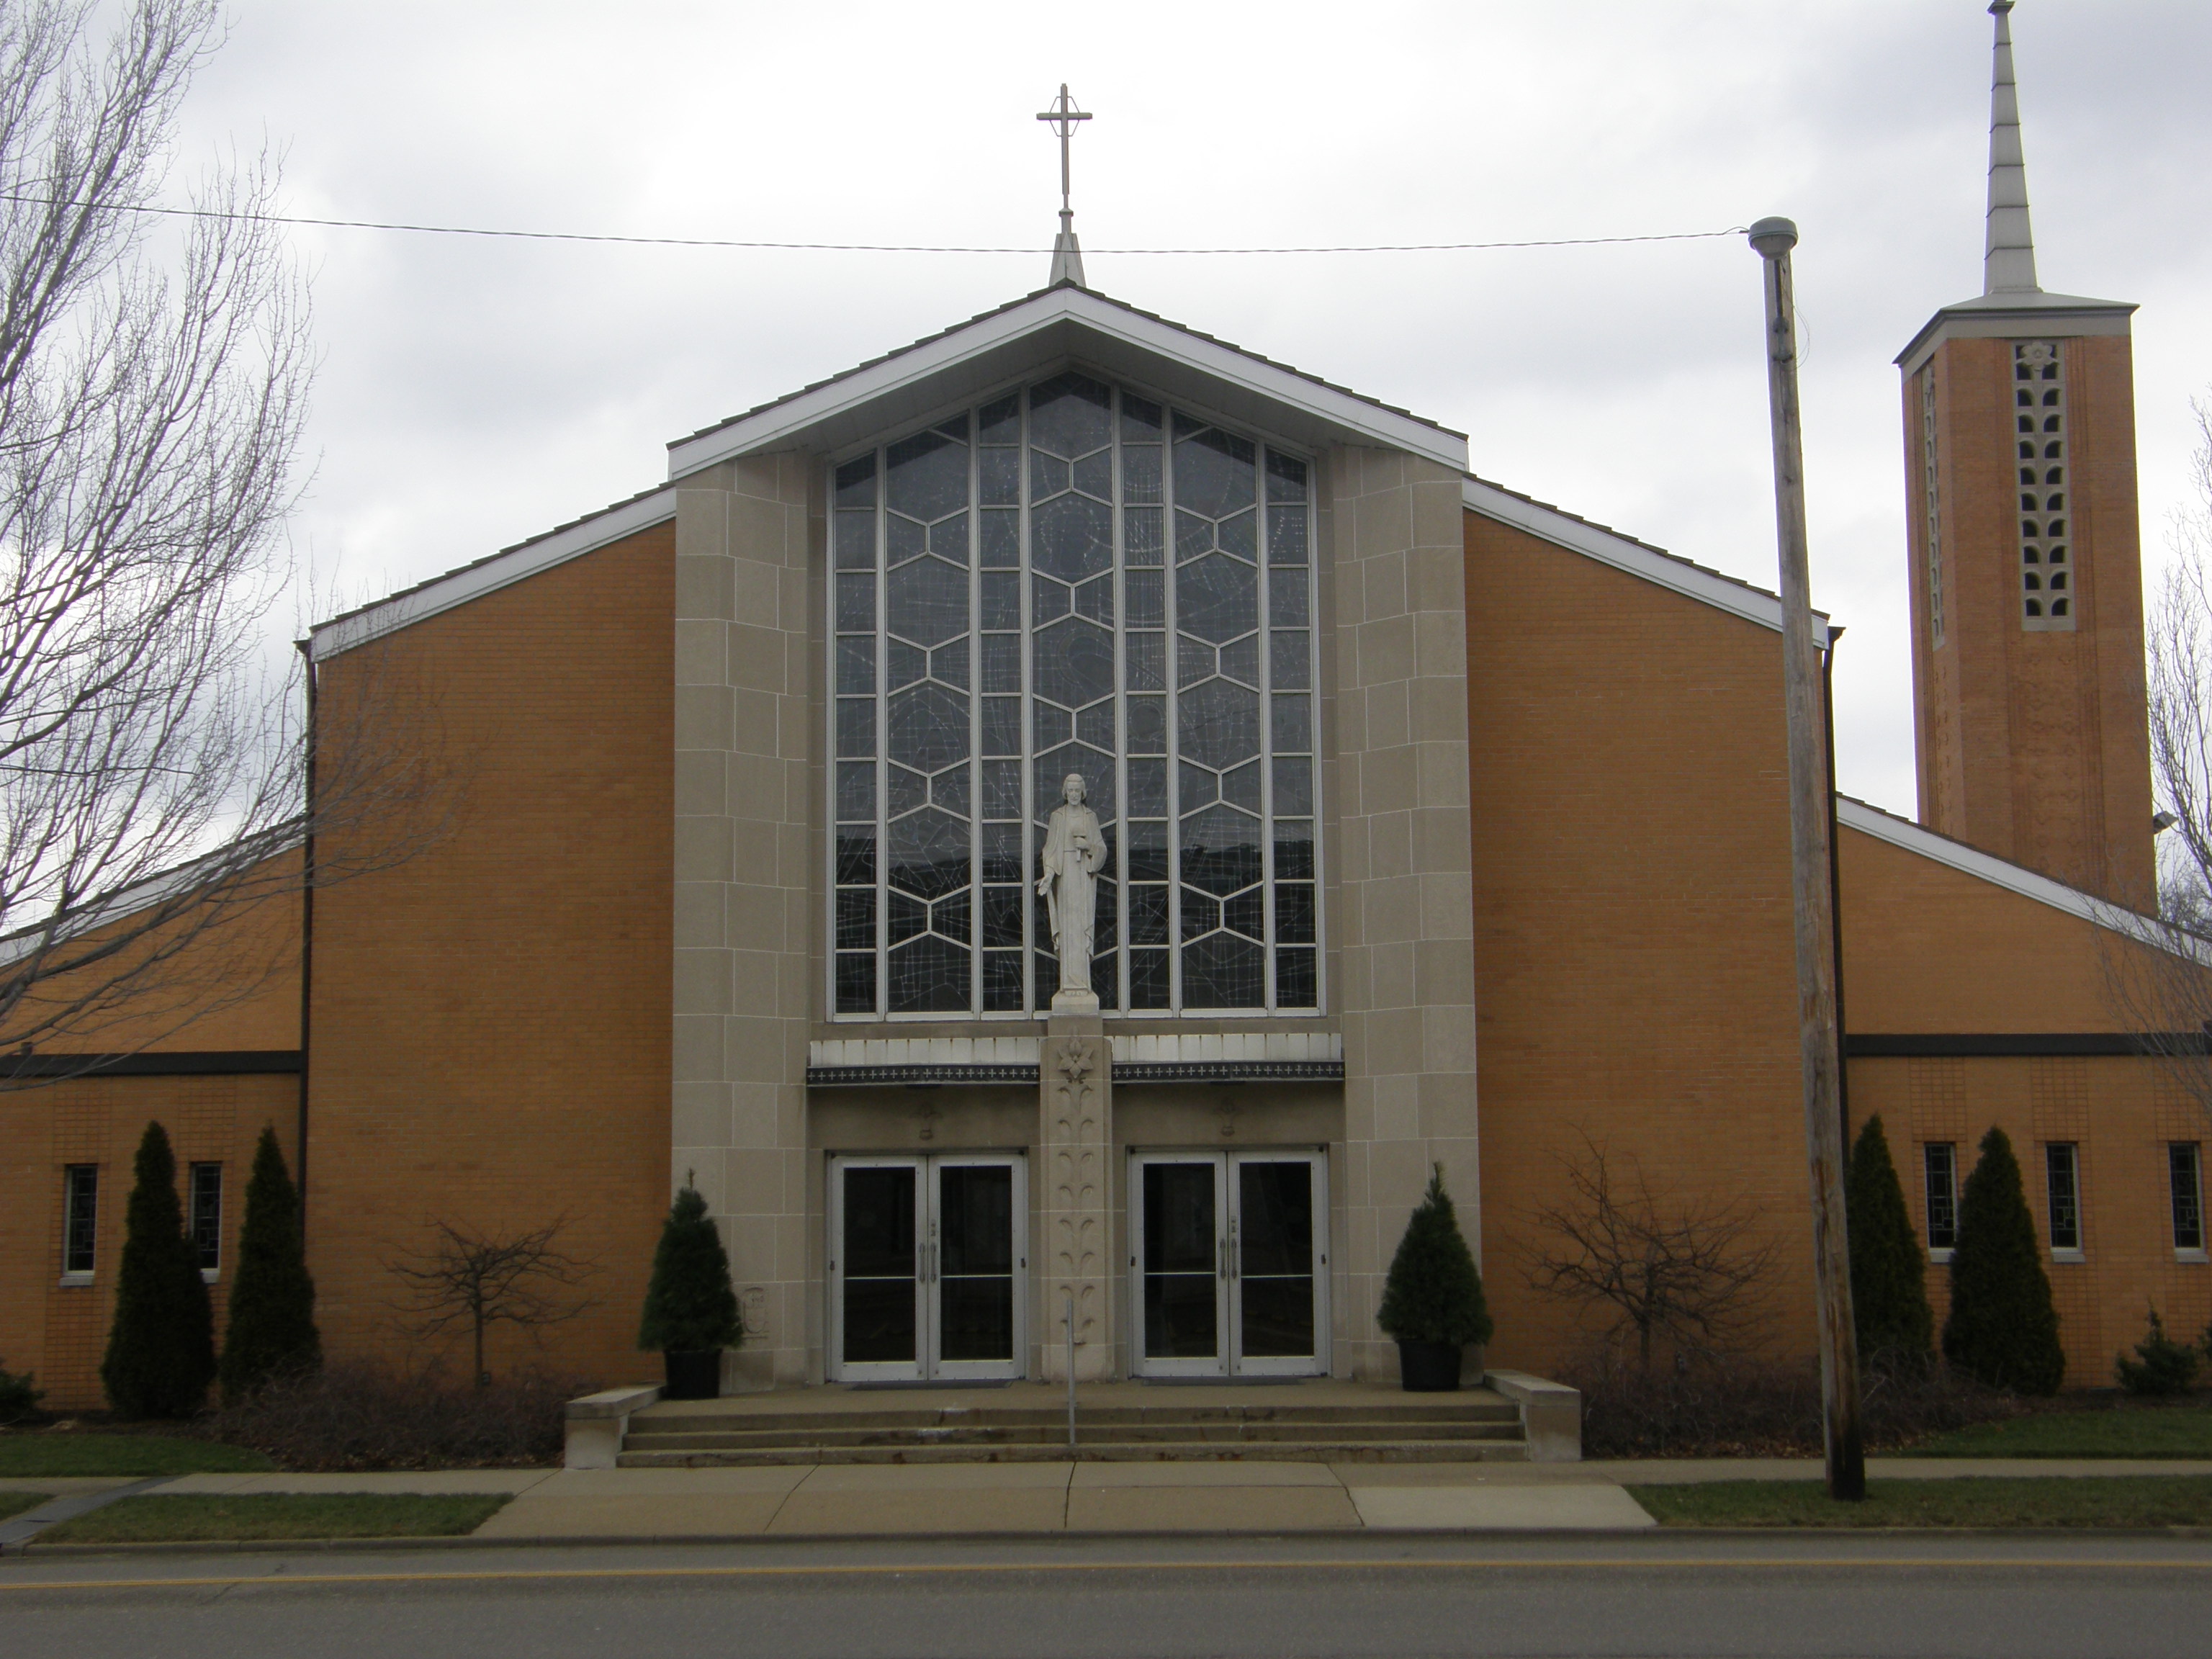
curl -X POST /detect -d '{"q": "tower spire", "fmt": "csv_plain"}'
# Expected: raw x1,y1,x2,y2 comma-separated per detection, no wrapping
1035,84,1092,289
1983,1,2039,295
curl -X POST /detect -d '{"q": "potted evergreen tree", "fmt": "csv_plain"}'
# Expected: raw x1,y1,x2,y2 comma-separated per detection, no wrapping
1377,1166,1493,1392
638,1185,741,1399
101,1121,217,1418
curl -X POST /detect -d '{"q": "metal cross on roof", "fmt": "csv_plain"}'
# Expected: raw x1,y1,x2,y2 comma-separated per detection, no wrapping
1035,84,1092,217
1036,84,1092,289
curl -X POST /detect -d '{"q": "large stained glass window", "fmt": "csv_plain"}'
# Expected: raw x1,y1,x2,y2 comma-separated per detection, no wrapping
832,372,1319,1018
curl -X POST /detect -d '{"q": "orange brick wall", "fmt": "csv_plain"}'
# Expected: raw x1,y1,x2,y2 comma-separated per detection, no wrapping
1839,825,2212,1385
305,523,674,1390
2,870,302,1410
0,1076,301,1410
1463,510,1817,1376
1906,333,2153,907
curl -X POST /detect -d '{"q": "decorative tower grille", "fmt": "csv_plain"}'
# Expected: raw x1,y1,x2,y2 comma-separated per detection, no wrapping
2015,340,2070,630
1920,369,1945,644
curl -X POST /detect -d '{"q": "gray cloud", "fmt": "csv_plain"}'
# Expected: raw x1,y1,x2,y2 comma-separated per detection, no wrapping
172,0,2212,815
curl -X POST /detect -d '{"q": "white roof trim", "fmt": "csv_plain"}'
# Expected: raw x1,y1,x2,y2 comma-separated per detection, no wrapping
309,487,675,660
1838,798,2210,963
667,287,1469,479
1462,478,1821,634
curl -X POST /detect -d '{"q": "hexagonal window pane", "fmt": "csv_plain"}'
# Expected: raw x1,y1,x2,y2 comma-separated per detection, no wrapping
1177,678,1259,770
886,807,971,901
1180,804,1262,896
1029,372,1111,458
886,557,968,647
1176,554,1256,643
1173,426,1256,520
886,429,968,523
1035,617,1115,710
887,683,970,773
1033,493,1112,583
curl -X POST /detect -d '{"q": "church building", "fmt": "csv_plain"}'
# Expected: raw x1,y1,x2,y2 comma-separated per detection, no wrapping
6,4,2207,1410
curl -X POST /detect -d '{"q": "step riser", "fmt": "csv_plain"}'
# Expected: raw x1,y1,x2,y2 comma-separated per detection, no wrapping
626,1423,1522,1451
616,1442,1531,1467
634,1406,1518,1436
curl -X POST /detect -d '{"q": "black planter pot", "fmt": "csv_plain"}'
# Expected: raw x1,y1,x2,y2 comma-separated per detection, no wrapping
1396,1339,1462,1393
662,1349,721,1401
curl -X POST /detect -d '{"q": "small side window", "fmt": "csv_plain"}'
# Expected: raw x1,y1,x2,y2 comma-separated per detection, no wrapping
2044,1143,2082,1256
1923,1143,1958,1259
189,1162,224,1275
2172,1144,2206,1256
63,1165,99,1277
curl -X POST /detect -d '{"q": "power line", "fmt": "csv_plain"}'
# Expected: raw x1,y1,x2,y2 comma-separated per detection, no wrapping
0,194,1747,256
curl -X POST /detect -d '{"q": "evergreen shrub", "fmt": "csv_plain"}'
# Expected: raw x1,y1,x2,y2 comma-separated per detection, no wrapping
1941,1126,2064,1395
638,1187,741,1353
0,1359,44,1424
220,1126,321,1403
2115,1308,2200,1396
1377,1166,1493,1348
100,1121,217,1418
1845,1115,1934,1363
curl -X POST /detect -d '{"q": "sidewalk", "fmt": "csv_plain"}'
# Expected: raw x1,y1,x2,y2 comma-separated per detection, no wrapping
26,1455,2203,1545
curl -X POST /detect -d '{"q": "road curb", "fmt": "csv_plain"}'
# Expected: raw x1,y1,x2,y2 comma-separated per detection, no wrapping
12,1521,2212,1558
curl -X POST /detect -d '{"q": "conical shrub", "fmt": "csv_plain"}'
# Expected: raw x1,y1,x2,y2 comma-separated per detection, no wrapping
1845,1115,1933,1362
1941,1126,2064,1395
1377,1166,1493,1347
101,1121,216,1418
638,1187,741,1353
220,1126,320,1403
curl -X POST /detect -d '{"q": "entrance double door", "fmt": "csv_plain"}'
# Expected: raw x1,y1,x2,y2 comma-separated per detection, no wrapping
828,1154,1026,1382
1130,1150,1328,1377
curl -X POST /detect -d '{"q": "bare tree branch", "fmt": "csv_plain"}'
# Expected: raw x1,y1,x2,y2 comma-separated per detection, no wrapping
383,1217,601,1389
1520,1128,1779,1375
0,1,457,1084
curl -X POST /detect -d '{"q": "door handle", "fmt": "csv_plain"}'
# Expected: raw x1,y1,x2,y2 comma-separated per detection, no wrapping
1218,1238,1226,1280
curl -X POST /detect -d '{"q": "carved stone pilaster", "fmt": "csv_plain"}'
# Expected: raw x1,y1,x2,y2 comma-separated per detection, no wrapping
1040,1016,1112,1380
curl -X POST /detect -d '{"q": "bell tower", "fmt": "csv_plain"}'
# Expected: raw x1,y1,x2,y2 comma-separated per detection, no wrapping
1897,0,2154,906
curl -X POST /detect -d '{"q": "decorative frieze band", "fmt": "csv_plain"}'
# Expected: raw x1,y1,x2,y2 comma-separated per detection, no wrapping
806,1031,1344,1087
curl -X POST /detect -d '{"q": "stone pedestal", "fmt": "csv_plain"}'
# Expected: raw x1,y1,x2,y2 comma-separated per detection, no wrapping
1040,1015,1112,1380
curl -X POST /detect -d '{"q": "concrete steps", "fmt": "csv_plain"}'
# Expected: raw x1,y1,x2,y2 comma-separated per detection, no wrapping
615,1394,1530,1467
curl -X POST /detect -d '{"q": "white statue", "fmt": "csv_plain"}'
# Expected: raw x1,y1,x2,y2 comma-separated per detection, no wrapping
1037,771,1106,1007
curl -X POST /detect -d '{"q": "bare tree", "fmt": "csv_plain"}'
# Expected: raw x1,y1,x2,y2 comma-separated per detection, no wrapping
0,1,446,1083
385,1218,600,1388
1522,1131,1779,1374
2098,392,2212,1126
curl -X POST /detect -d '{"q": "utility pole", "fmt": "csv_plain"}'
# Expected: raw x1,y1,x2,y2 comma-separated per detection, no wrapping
1748,216,1865,1501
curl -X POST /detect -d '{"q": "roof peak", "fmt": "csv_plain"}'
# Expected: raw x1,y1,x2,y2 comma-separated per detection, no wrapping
1984,0,2039,295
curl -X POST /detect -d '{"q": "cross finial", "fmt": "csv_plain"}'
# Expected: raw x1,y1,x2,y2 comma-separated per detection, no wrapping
1035,83,1092,289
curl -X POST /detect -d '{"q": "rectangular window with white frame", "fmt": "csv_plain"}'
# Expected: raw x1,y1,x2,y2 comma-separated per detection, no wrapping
1923,1142,1958,1261
62,1164,98,1280
2172,1143,2206,1259
2044,1142,2082,1259
189,1161,223,1278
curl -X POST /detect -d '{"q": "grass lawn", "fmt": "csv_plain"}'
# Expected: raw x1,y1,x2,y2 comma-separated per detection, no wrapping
39,1492,511,1544
1630,1475,2212,1529
1914,1404,2212,1460
0,1434,275,1478
0,1490,53,1523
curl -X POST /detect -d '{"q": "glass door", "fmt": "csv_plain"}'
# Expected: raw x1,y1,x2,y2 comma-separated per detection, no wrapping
830,1154,1026,1382
1129,1150,1328,1378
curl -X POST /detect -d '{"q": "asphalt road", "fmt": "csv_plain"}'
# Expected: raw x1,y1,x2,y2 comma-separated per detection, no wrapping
3,1534,2208,1658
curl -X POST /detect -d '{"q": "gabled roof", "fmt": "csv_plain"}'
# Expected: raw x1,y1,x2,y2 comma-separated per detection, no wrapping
1838,795,2206,962
1462,475,1817,634
664,282,1470,478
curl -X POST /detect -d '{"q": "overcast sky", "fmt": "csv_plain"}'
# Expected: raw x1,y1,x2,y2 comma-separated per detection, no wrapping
172,0,2212,818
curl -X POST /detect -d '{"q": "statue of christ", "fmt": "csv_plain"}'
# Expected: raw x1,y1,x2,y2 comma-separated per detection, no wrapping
1037,771,1106,1004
